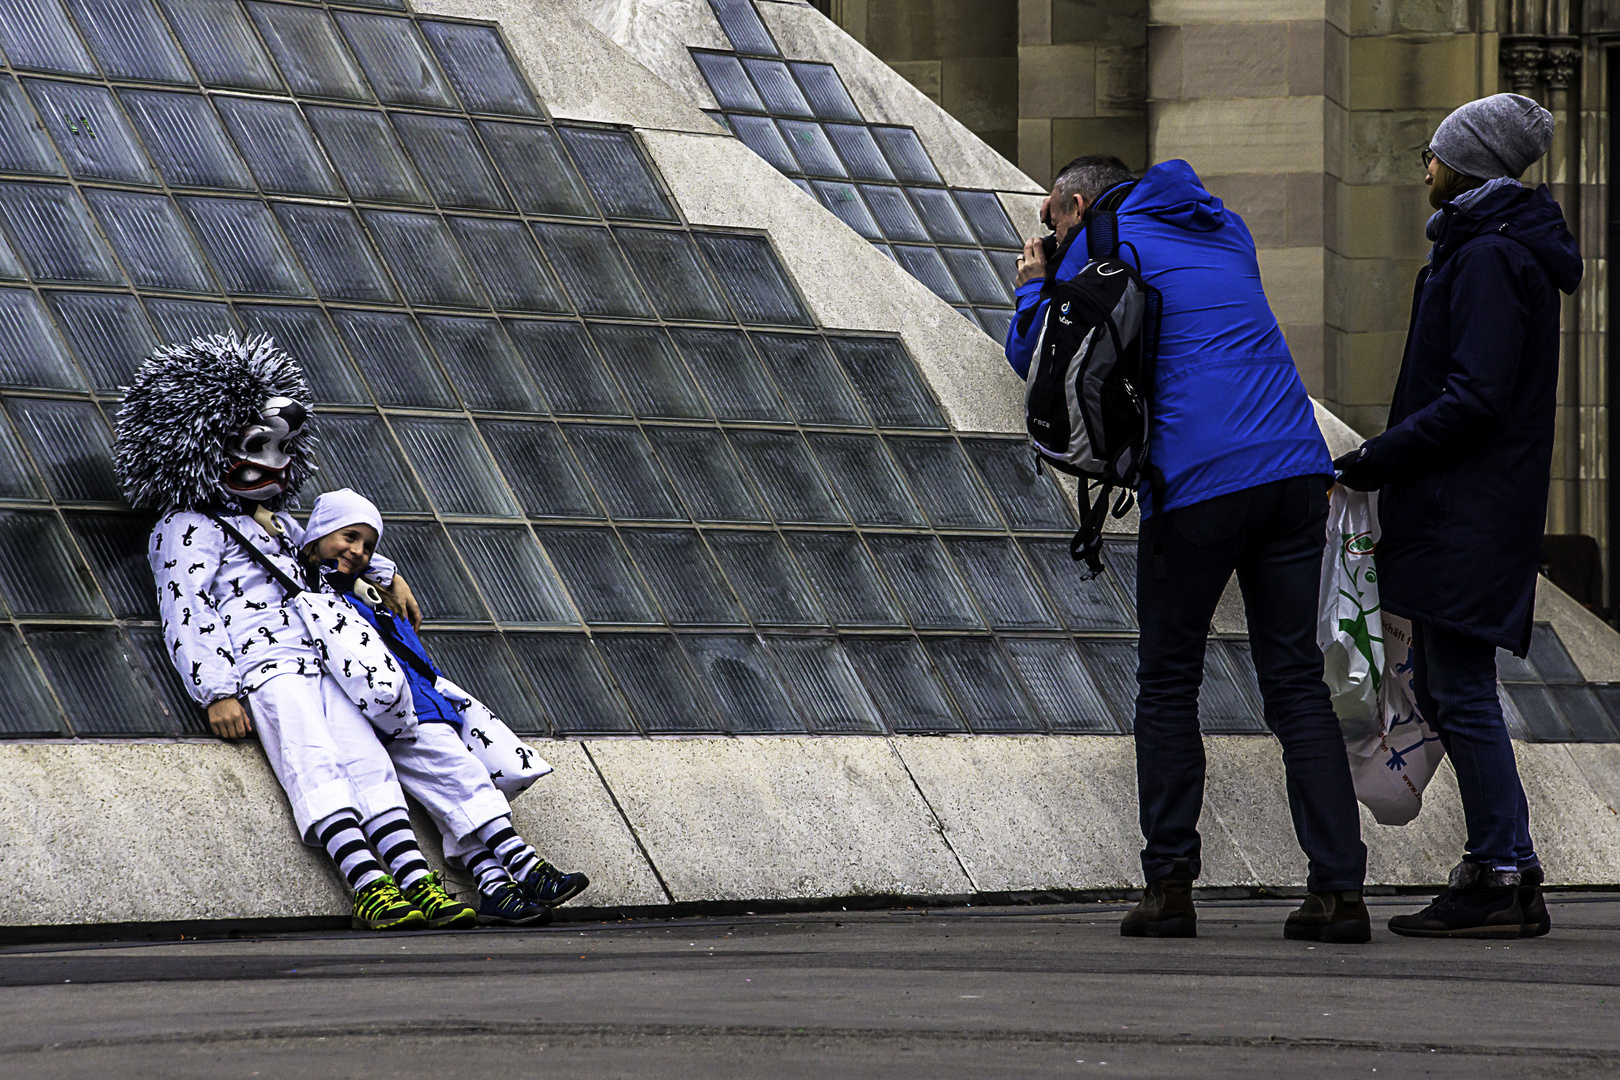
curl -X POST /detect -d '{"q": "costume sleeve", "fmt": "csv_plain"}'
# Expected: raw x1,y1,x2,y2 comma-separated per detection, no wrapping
1353,242,1532,487
1005,279,1047,379
150,513,237,707
280,511,395,585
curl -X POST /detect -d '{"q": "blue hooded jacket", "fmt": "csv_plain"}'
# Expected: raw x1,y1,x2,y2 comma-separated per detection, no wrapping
1006,160,1331,515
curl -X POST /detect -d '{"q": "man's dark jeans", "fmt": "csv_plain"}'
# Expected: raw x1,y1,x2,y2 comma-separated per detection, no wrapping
1134,475,1367,893
1410,620,1538,871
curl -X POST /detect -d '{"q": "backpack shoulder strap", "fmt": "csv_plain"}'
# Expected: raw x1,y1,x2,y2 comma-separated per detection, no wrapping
206,512,304,598
1084,180,1139,262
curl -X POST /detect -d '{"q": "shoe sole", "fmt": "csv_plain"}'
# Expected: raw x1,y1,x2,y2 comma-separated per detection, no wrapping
477,910,552,927
352,911,428,931
544,880,590,908
1388,922,1522,939
1121,917,1196,938
421,911,479,930
1520,921,1551,938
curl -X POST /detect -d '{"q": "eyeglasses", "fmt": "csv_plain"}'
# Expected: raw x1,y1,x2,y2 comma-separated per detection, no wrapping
1421,148,1435,168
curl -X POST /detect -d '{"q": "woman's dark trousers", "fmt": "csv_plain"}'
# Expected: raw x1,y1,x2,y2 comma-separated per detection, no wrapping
1410,620,1538,871
1134,475,1367,893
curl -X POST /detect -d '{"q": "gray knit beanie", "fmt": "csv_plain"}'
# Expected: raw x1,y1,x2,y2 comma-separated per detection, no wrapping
1429,93,1553,180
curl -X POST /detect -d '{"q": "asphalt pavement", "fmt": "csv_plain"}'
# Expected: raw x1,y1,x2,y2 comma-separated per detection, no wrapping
2,894,1617,1079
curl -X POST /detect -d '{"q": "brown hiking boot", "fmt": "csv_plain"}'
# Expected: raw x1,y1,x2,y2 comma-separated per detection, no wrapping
1120,858,1196,938
1284,890,1372,944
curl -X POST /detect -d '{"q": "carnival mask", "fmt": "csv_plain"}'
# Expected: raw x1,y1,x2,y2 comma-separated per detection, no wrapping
222,396,307,500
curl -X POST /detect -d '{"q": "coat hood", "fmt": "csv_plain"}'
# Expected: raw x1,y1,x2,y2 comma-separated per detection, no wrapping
1434,182,1582,295
1117,159,1226,232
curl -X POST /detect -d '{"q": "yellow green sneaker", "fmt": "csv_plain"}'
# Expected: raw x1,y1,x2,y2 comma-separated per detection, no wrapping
403,871,478,930
352,874,427,931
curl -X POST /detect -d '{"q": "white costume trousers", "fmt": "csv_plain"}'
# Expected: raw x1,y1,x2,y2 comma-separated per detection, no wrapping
339,718,514,845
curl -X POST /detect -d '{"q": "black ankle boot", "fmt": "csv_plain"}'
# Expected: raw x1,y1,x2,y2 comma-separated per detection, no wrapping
1121,858,1196,938
1519,865,1551,938
1388,861,1524,939
1284,890,1371,944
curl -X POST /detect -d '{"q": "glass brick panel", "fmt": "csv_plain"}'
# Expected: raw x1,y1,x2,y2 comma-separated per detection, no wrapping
1585,686,1620,741
754,332,865,426
391,415,518,517
727,429,844,524
68,0,189,82
741,57,810,117
83,188,213,293
0,289,80,390
1496,646,1538,683
361,209,480,308
614,228,730,323
391,113,510,211
621,528,744,626
416,630,542,730
505,318,627,417
532,223,653,319
563,423,683,521
1200,642,1266,733
775,119,843,177
976,307,1013,342
535,527,655,624
64,509,154,618
684,634,804,732
0,0,95,74
785,530,901,627
943,247,1012,306
0,509,106,615
1101,537,1138,606
1003,636,1121,733
813,180,881,240
927,636,1038,732
1020,537,1133,631
1528,625,1583,684
790,62,860,121
0,407,44,498
476,120,594,218
377,520,484,621
986,248,1019,286
954,189,1021,247
447,523,574,626
845,635,963,733
1078,638,1138,730
160,0,282,91
298,412,424,513
730,113,798,173
419,20,539,117
806,432,922,527
871,125,940,184
124,90,256,192
180,196,313,297
694,53,762,112
707,530,822,626
1548,685,1618,742
0,75,64,175
0,181,122,284
477,419,600,520
866,533,981,629
249,1,369,100
1504,684,1574,742
892,245,963,302
945,536,1059,630
237,304,369,405
45,290,157,390
506,632,636,734
905,187,974,245
708,0,776,55
330,309,456,409
418,315,540,413
646,426,765,523
596,632,720,732
767,635,881,733
6,397,119,502
886,435,1000,529
126,623,208,735
0,627,66,735
962,437,1072,531
305,105,430,205
448,216,569,315
334,11,454,108
825,123,892,181
668,328,785,422
693,231,812,327
32,627,171,734
828,336,945,429
585,323,707,420
557,126,677,223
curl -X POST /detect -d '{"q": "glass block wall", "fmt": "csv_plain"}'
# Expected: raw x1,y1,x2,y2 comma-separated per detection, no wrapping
692,0,1022,343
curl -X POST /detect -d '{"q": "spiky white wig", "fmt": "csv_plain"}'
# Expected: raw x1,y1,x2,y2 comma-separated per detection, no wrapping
115,334,317,511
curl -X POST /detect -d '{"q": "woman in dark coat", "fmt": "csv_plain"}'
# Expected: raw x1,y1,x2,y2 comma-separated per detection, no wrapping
1337,93,1582,938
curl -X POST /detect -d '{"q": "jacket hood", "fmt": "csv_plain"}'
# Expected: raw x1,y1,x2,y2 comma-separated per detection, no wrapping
1435,183,1582,294
1117,159,1226,232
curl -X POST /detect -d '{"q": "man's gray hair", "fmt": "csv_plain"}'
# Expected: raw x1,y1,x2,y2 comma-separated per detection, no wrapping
1053,155,1137,206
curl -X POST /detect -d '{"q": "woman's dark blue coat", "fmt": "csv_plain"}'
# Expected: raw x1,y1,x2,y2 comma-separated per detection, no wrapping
1351,183,1581,655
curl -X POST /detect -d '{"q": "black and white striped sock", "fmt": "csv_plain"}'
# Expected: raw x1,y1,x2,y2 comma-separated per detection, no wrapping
466,846,512,897
317,813,385,892
362,808,430,892
474,816,541,884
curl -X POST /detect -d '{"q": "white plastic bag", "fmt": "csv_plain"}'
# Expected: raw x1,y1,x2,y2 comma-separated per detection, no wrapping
1351,612,1446,826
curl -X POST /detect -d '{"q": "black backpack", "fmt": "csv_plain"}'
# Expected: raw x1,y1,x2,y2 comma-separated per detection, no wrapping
1023,183,1165,580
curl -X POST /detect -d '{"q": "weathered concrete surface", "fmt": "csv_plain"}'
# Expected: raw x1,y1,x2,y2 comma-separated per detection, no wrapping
1517,744,1620,884
1535,576,1620,682
573,0,730,113
1360,763,1469,885
583,736,973,901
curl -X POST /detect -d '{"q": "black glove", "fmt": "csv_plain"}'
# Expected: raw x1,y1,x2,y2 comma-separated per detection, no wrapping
1333,446,1380,492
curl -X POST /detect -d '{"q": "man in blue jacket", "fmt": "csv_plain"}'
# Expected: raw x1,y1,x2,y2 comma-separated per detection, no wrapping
1008,155,1368,942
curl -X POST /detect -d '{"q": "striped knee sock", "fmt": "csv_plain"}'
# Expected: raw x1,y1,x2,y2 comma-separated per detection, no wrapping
466,846,512,897
362,808,430,892
317,813,385,892
475,816,541,884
